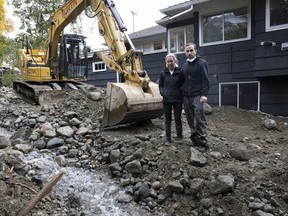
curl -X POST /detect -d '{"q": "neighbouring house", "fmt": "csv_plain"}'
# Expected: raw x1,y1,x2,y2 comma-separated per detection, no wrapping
87,0,288,117
127,25,167,82
135,0,288,117
85,50,118,87
86,26,168,87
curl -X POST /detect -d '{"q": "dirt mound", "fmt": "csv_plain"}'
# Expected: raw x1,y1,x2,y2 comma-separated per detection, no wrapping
1,88,288,216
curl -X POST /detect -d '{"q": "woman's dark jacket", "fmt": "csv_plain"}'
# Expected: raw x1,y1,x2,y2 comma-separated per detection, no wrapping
179,57,210,97
158,66,182,103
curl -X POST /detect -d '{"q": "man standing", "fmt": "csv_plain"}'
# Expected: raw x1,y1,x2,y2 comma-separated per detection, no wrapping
180,43,210,149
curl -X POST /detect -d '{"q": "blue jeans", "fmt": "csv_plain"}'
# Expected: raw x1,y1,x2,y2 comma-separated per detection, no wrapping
182,95,207,143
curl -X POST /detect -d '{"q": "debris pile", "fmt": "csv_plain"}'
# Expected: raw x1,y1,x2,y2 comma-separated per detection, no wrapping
1,87,288,216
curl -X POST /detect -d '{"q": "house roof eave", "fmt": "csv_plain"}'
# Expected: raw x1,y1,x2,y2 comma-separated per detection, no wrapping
160,1,194,16
127,25,166,40
157,0,212,26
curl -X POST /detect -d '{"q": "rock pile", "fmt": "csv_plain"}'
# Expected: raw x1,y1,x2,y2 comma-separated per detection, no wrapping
1,86,288,216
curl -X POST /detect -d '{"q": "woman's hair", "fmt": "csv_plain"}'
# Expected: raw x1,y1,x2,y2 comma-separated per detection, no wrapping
165,53,178,67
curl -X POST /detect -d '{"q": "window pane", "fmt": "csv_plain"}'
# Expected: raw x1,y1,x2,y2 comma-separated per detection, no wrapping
168,25,193,53
270,0,288,26
221,84,237,106
239,83,258,110
169,29,177,53
153,40,163,50
165,38,167,49
93,62,106,72
224,7,248,40
178,31,185,52
143,43,152,53
186,26,194,45
203,14,223,43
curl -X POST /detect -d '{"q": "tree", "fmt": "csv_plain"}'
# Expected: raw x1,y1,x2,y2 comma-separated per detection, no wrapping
0,0,14,35
0,0,16,66
10,0,85,49
0,35,20,67
10,0,64,48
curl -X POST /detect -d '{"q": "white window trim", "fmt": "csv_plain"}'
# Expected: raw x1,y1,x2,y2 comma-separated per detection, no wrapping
153,40,165,51
147,41,167,54
167,25,192,54
199,1,251,47
167,32,171,53
144,49,167,54
139,40,166,54
265,0,288,32
219,81,260,111
92,61,106,72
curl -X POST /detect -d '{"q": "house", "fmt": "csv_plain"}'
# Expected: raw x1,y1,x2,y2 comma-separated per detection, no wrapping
131,0,288,117
87,0,288,117
128,26,167,82
86,26,168,87
85,50,118,88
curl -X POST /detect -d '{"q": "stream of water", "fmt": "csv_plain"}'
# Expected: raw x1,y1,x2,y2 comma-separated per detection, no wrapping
1,128,166,216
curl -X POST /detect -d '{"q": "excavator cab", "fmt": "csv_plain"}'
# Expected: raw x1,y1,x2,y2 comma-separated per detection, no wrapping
13,34,92,105
58,34,89,80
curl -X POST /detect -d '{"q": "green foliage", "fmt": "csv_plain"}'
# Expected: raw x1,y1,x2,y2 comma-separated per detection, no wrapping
0,0,14,34
0,35,20,67
10,0,83,48
11,0,64,47
0,69,21,87
2,0,85,69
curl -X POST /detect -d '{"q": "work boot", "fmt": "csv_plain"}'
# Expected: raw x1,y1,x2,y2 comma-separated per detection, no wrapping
165,137,172,145
165,124,172,145
198,136,209,149
175,125,183,144
190,134,200,146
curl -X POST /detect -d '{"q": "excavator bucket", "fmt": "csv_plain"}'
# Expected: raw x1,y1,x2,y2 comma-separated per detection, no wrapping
102,81,163,127
38,89,71,106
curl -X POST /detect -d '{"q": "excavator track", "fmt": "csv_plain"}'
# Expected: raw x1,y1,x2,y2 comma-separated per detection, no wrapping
13,80,92,106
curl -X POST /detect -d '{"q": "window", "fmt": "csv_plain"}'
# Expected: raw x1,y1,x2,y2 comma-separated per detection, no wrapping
168,25,194,53
153,40,163,50
201,7,249,45
266,0,288,31
92,61,106,72
219,82,260,111
143,43,152,53
136,39,166,54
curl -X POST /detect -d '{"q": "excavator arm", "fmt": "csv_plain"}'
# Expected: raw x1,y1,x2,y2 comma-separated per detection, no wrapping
27,0,162,126
46,0,88,76
47,0,149,88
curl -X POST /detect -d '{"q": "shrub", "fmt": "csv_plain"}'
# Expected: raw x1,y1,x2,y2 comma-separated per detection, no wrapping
0,69,21,87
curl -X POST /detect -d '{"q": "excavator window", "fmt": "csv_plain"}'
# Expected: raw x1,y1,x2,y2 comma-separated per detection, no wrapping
59,35,88,79
66,42,85,65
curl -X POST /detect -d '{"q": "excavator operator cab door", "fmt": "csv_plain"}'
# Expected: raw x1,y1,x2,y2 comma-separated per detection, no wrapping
58,34,88,79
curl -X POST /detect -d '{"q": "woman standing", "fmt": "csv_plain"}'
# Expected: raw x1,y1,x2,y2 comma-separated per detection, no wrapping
158,53,183,144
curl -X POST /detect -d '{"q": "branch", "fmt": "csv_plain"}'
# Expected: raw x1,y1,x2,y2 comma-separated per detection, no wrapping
6,182,38,194
17,171,64,216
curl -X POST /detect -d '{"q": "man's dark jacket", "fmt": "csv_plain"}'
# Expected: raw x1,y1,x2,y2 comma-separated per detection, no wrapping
180,57,210,97
158,67,182,103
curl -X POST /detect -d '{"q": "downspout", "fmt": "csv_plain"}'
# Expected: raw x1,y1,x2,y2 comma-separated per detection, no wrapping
169,5,194,20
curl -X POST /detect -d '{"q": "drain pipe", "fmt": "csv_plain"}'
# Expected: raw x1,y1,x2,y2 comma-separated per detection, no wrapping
169,5,194,20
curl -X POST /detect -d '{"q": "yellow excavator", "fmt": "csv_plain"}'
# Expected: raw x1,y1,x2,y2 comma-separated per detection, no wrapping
13,0,163,127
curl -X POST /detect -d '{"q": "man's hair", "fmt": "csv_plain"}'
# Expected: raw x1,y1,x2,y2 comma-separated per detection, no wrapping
186,43,197,49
